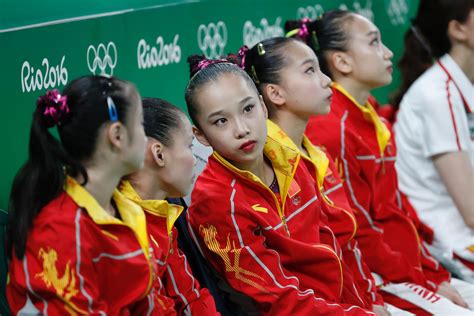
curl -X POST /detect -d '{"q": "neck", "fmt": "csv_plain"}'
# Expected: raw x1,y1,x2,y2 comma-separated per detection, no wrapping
80,165,121,215
128,169,167,201
270,111,308,152
335,77,370,105
234,153,274,186
449,46,474,83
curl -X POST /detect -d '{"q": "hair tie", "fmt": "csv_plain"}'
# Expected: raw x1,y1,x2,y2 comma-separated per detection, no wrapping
37,89,69,128
190,58,228,79
237,45,249,69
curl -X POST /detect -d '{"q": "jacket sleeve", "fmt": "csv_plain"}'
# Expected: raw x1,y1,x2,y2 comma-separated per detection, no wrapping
7,222,109,315
188,188,374,316
400,193,450,290
162,227,220,315
308,126,427,286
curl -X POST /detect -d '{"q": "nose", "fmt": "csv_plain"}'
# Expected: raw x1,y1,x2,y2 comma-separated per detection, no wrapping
383,44,393,60
234,118,250,139
320,71,332,88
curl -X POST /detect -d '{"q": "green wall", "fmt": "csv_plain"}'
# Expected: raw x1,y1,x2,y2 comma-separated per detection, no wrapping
0,0,419,210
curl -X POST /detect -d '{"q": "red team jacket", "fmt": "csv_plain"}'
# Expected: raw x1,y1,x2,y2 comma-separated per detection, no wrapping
267,120,383,307
188,136,375,315
305,83,450,291
119,180,220,316
7,177,166,315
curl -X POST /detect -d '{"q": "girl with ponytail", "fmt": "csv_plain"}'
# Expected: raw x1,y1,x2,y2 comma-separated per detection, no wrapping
6,76,167,314
286,10,473,313
394,0,474,281
184,54,374,315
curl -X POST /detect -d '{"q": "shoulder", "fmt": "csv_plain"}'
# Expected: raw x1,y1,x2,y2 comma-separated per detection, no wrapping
306,116,343,144
403,63,448,110
28,192,99,252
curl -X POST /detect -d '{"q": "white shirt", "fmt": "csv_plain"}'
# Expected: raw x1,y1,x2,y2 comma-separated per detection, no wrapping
394,54,474,259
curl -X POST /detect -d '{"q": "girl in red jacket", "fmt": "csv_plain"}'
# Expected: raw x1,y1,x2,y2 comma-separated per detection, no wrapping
239,36,400,316
285,11,473,314
184,55,375,315
120,97,220,315
6,76,167,314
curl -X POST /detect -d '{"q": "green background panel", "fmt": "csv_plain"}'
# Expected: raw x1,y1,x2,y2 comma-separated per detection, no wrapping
0,0,419,210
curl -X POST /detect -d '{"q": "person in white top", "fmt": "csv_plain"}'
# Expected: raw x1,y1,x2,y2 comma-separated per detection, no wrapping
394,0,474,284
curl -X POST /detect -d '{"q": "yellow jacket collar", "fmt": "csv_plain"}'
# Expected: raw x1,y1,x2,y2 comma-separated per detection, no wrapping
65,176,150,255
333,82,391,156
302,136,329,188
119,180,183,235
212,134,301,205
266,120,328,188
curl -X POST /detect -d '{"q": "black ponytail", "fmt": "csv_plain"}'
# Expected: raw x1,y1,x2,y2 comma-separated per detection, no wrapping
392,0,474,108
7,75,139,259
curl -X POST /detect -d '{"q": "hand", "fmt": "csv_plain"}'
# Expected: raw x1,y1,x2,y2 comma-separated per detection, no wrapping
373,304,391,316
437,281,469,308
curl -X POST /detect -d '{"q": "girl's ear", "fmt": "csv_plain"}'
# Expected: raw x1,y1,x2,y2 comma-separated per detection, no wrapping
263,84,286,107
259,95,269,119
150,140,165,167
107,122,125,151
331,51,353,75
193,126,211,147
447,19,470,43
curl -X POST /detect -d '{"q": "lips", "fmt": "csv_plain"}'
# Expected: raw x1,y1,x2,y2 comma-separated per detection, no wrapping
386,64,393,73
239,140,257,152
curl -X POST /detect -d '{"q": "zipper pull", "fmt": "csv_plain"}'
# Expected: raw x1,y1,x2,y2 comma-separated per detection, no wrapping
282,216,291,237
381,154,386,174
169,230,174,255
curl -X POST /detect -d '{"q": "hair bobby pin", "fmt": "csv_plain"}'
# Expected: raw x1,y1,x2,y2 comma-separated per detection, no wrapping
311,30,320,51
257,43,266,56
250,65,260,84
107,96,119,122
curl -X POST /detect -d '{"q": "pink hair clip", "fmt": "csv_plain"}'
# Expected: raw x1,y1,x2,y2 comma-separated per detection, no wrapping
298,18,311,42
237,45,249,69
37,89,69,127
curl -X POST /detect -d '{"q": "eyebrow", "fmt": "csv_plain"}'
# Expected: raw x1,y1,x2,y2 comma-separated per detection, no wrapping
207,96,254,120
239,96,253,105
366,30,379,37
207,109,225,119
301,58,316,66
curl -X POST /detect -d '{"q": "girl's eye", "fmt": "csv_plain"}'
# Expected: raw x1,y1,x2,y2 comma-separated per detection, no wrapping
214,118,227,126
306,67,315,74
244,104,255,113
370,38,380,45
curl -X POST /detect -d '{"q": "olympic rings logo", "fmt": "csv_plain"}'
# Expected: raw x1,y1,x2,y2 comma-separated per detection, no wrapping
197,21,227,59
339,1,374,21
385,0,409,26
296,5,324,20
87,42,118,76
